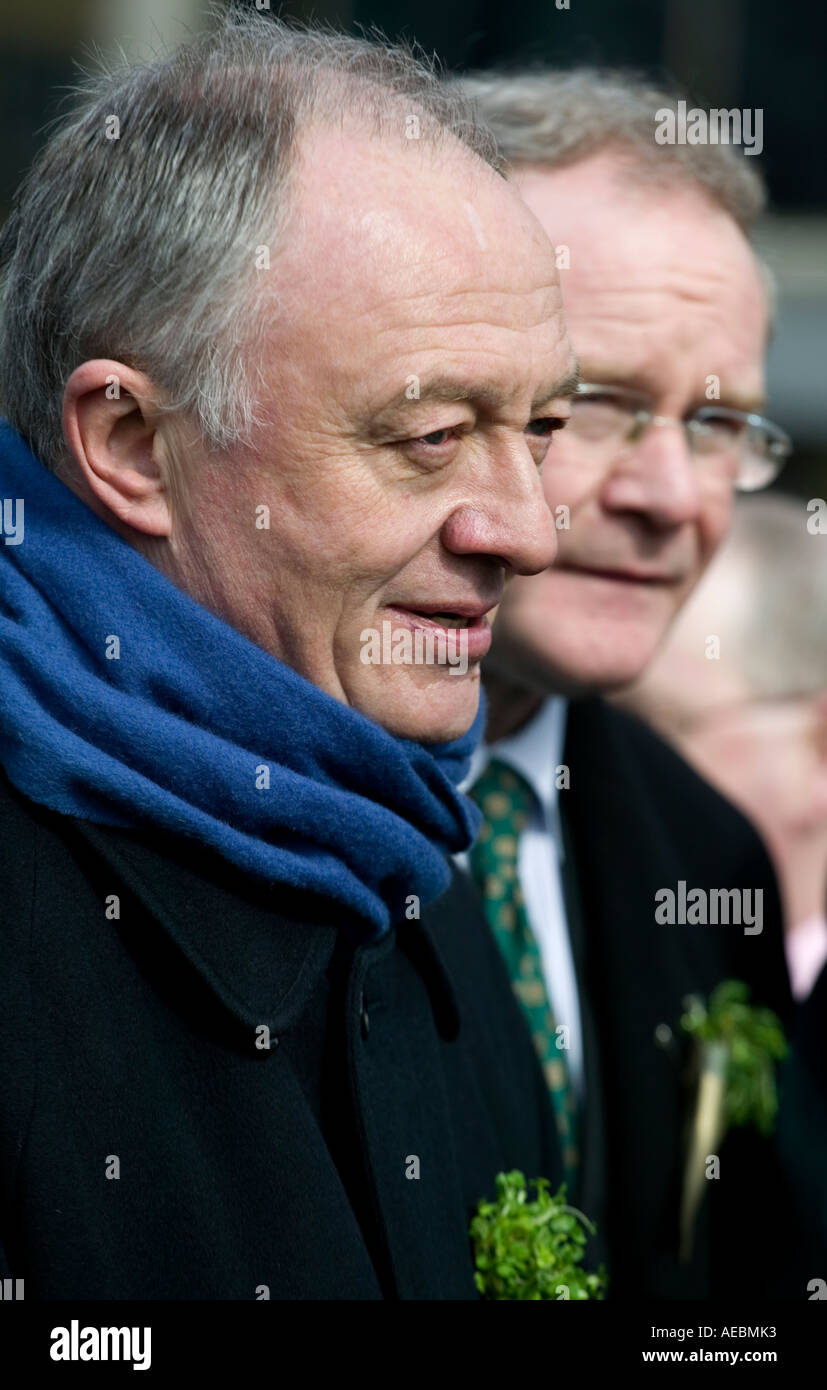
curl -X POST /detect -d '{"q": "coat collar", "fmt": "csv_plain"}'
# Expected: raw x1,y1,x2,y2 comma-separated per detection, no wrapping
62,814,461,1039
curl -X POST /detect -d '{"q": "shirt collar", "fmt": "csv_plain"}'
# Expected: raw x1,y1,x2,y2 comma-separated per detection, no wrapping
464,696,569,855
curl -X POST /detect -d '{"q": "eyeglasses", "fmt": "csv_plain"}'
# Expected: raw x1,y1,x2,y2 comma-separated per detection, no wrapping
567,383,792,492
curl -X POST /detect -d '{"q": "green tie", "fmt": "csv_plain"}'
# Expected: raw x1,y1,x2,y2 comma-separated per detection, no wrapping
469,756,578,1184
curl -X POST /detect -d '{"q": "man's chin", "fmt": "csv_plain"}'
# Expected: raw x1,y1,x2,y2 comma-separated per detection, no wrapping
490,624,665,701
545,646,664,699
349,668,482,744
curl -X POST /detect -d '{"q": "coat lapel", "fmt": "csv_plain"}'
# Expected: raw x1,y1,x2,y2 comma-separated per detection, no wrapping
558,797,609,1265
61,816,339,1034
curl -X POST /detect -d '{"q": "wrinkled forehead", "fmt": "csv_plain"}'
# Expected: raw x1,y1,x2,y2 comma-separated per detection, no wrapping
513,156,768,389
266,124,566,400
279,123,560,320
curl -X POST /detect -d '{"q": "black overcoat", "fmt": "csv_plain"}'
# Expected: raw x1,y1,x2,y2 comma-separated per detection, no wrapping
0,766,562,1300
560,698,819,1299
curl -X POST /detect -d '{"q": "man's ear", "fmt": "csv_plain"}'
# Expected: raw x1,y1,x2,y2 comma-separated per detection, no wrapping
62,360,174,537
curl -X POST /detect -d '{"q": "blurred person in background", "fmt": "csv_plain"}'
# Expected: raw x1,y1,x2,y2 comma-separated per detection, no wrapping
620,492,827,1003
619,492,827,1269
457,67,808,1298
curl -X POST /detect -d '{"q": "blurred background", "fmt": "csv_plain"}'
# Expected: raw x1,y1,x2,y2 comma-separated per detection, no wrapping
1,0,824,497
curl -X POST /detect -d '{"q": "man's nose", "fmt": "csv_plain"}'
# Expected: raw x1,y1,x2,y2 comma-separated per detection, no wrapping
440,450,558,575
600,422,704,528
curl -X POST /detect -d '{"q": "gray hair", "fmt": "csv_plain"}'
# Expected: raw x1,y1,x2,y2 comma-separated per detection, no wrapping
0,10,503,476
454,68,766,232
720,493,827,699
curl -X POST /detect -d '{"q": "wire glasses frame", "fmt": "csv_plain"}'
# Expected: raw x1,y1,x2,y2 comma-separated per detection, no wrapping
568,382,792,492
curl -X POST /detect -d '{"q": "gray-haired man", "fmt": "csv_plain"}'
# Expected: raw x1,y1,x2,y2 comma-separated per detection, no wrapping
0,18,576,1300
456,69,810,1297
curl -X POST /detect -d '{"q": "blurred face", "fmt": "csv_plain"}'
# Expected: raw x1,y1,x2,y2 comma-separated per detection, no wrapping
626,577,827,859
674,699,827,859
168,126,574,741
487,152,769,696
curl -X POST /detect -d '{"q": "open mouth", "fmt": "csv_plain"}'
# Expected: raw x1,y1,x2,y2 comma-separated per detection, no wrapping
383,604,494,660
389,606,489,631
411,611,472,628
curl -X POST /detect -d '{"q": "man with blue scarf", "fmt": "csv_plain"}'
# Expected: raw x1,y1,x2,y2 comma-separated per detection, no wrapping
0,15,578,1299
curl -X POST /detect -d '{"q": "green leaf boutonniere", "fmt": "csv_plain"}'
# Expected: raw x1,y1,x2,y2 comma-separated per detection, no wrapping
471,1170,607,1300
678,979,787,1261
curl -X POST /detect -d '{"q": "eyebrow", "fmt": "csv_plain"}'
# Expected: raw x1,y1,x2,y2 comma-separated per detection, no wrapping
577,366,765,415
366,362,581,435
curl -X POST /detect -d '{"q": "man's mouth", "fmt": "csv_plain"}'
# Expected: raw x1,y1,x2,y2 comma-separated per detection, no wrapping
566,565,682,586
382,603,496,659
411,611,472,628
387,597,498,622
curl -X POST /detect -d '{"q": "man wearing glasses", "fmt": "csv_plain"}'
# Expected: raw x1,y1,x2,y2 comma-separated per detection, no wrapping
456,69,802,1297
565,383,789,495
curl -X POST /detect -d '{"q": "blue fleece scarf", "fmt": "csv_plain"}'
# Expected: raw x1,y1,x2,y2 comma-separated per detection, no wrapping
0,423,483,937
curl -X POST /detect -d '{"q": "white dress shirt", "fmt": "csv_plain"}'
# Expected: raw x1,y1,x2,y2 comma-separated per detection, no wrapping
459,696,585,1099
785,913,827,1001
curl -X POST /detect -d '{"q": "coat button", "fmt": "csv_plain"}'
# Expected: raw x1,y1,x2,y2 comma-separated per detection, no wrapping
359,991,370,1038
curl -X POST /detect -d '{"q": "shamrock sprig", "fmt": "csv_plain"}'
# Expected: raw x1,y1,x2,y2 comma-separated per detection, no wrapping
680,979,787,1135
471,1170,606,1300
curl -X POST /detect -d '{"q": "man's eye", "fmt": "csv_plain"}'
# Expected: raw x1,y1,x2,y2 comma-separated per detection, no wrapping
404,418,567,451
525,416,568,439
694,412,746,437
414,428,454,447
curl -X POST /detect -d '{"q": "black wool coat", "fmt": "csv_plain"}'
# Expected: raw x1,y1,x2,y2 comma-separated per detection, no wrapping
0,765,562,1300
561,698,813,1299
